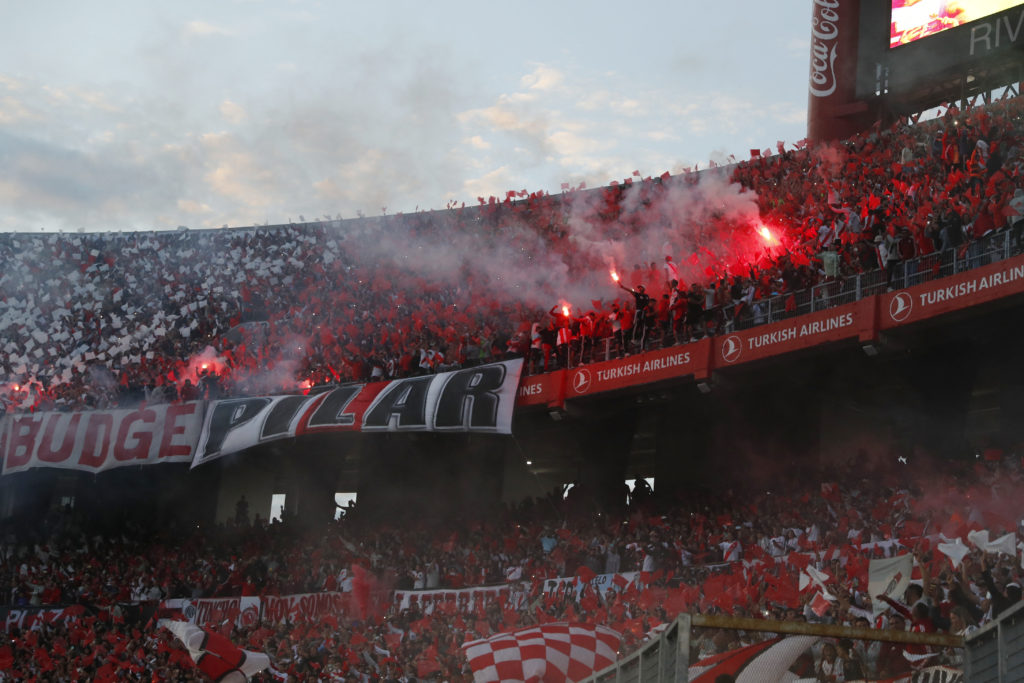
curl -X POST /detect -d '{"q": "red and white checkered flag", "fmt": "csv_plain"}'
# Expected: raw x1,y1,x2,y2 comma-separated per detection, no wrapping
462,622,620,683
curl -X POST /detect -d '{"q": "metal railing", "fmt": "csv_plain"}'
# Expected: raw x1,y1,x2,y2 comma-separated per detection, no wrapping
740,230,1016,330
535,230,1019,373
964,600,1024,682
584,613,964,683
588,614,690,683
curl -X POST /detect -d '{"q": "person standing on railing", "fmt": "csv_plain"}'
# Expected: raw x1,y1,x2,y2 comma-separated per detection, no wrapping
938,202,965,255
874,233,901,292
618,282,651,352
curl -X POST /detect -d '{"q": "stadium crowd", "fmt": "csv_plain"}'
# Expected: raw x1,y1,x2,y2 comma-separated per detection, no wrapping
0,446,1019,681
4,95,1024,414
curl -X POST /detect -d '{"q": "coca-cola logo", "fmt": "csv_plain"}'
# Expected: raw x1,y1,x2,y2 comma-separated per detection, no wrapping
809,0,839,98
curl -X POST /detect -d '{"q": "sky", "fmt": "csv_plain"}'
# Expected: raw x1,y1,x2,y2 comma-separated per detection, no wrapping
0,1,814,233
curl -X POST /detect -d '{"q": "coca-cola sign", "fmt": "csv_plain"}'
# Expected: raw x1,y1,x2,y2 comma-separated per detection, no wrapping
809,0,839,98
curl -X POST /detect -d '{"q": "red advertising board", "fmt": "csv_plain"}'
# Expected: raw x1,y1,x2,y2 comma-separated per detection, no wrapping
879,255,1024,329
515,370,566,408
714,301,862,368
563,339,708,399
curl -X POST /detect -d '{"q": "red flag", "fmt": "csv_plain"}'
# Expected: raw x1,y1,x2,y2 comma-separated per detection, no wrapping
576,565,597,584
810,592,832,617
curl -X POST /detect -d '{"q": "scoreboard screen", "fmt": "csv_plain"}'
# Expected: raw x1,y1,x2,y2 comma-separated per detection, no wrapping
890,0,1024,47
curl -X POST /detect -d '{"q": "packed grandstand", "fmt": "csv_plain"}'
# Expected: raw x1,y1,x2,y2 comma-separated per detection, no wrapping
3,96,1023,415
1,94,1024,681
0,440,1019,680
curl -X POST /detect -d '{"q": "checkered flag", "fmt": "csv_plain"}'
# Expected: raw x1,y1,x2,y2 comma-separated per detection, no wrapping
462,622,621,683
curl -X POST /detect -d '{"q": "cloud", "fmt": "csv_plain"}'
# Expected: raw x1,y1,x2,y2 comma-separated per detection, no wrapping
177,198,212,214
0,130,178,230
520,65,564,91
461,165,514,199
0,96,34,125
646,130,678,142
219,99,248,125
183,20,232,38
0,75,24,91
200,132,278,209
459,94,546,137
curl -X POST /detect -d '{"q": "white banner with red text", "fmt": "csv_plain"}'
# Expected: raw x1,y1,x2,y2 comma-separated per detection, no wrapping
541,571,641,600
161,596,264,629
0,402,202,474
393,582,532,613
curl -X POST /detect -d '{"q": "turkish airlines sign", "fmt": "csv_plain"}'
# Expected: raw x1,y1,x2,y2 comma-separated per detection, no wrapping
566,345,697,398
715,303,859,366
192,359,523,466
880,256,1024,329
1,402,201,474
516,370,565,407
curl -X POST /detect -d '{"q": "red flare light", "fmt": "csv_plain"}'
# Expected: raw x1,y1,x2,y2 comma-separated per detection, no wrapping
562,305,570,317
756,225,778,245
611,271,620,282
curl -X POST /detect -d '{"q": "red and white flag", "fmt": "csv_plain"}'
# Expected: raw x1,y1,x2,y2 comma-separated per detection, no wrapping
689,635,819,683
161,619,272,682
868,554,913,617
462,622,620,683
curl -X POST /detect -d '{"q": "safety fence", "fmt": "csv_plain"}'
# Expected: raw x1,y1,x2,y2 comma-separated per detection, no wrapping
551,230,1019,371
585,613,965,683
964,600,1024,683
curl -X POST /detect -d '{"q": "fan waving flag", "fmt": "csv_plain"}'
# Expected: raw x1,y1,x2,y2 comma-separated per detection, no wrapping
160,619,273,681
688,636,819,683
462,622,620,683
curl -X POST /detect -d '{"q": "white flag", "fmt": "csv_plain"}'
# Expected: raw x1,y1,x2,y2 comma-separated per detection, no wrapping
869,554,912,617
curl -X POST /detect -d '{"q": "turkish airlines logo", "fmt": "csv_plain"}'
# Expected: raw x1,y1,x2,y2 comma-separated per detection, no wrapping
721,335,743,364
572,368,592,394
889,292,913,322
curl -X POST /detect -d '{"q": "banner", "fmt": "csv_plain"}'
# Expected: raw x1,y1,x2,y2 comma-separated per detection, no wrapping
192,359,523,466
393,583,531,613
261,591,351,625
564,343,702,399
515,369,565,407
1,402,202,474
715,301,861,368
0,605,98,632
880,255,1024,330
541,571,640,600
162,596,262,629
